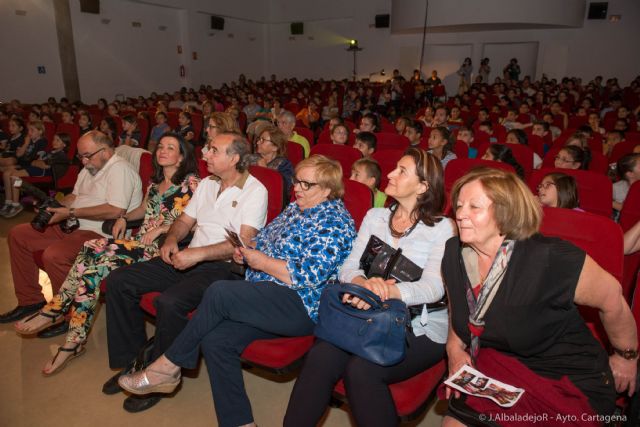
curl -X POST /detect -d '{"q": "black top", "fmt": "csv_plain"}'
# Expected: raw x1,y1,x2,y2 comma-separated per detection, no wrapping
443,234,615,415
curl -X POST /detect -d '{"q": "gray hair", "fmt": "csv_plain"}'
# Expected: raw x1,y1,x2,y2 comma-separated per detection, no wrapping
86,130,114,148
224,132,252,172
278,110,296,124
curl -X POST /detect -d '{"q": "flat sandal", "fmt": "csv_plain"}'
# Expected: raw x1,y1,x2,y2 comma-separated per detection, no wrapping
14,311,63,335
42,342,86,377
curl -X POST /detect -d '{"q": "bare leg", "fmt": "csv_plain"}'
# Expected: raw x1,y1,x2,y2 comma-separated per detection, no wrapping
9,169,28,202
442,415,467,427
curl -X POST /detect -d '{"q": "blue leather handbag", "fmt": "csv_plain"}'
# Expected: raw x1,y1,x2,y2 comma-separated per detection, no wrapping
314,283,409,366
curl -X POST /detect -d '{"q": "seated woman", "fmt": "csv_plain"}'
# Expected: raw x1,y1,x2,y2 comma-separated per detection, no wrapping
117,155,356,427
613,153,640,212
78,111,93,135
99,117,118,144
428,126,457,169
284,148,455,427
537,172,582,210
247,125,294,199
481,144,525,179
177,111,196,145
442,167,636,426
554,145,587,170
1,132,71,219
14,133,200,375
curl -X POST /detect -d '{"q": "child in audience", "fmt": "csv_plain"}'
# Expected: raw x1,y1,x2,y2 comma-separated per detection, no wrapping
394,116,411,135
149,111,171,152
177,111,196,144
350,158,386,207
477,121,498,143
447,106,463,130
537,172,582,210
505,128,542,168
120,115,142,147
481,144,525,179
603,130,625,156
1,132,70,218
330,123,349,145
352,132,377,157
404,120,423,147
428,126,456,169
613,153,640,212
356,113,379,134
78,112,92,135
99,117,118,144
0,118,27,167
457,126,477,158
554,145,587,170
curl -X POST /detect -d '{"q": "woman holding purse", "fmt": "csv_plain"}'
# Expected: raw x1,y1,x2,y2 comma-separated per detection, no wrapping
284,147,455,426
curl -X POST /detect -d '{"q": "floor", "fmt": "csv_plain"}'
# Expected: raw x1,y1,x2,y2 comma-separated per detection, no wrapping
0,210,447,427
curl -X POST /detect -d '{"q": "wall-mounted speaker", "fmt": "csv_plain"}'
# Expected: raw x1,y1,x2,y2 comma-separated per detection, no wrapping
80,0,100,14
587,2,608,19
291,22,304,35
211,15,225,30
375,14,390,28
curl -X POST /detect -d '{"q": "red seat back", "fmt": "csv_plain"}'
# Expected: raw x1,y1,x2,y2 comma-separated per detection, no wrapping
138,152,154,188
309,145,362,179
610,140,640,164
197,159,211,179
343,179,373,230
528,168,612,217
294,127,314,146
375,132,410,151
444,158,515,194
249,165,284,224
136,118,149,148
453,141,469,159
286,141,304,166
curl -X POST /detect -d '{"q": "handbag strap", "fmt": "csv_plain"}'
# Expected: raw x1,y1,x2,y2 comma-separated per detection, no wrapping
338,283,384,309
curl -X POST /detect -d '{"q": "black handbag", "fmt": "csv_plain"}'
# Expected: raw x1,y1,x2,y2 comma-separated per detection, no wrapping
315,283,409,366
359,234,448,315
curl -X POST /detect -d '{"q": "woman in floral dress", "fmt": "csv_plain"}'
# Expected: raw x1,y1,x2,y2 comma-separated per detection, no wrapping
15,132,200,375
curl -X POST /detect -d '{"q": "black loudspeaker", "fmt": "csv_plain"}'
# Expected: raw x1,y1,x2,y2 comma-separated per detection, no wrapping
587,2,608,19
80,0,100,14
375,14,390,28
291,22,304,35
211,15,225,30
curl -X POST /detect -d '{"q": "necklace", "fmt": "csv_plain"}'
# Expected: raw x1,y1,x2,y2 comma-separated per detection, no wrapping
388,205,418,239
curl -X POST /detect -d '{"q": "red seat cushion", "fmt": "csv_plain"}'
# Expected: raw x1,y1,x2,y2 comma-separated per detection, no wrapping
240,336,315,370
334,359,446,417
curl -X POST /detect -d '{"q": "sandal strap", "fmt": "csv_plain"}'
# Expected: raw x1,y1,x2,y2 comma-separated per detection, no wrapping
58,343,84,356
39,311,62,320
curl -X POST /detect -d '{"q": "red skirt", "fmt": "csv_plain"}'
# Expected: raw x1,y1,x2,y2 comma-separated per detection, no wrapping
440,348,601,427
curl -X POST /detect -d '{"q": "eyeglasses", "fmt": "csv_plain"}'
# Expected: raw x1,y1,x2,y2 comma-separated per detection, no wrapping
77,147,105,161
207,124,219,130
291,176,319,191
537,182,556,190
554,155,575,163
256,136,272,144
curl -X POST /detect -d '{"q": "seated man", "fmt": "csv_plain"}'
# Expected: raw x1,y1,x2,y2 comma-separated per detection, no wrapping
278,110,310,157
103,132,268,413
404,120,423,147
0,131,142,337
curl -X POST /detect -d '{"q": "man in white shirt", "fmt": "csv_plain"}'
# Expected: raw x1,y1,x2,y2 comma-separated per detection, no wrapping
0,131,142,331
103,132,268,413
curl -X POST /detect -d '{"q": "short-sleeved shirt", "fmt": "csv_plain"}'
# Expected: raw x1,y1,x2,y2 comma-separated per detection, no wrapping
443,234,615,415
183,172,268,249
290,132,310,157
72,154,143,237
613,180,630,205
246,199,356,322
18,137,47,168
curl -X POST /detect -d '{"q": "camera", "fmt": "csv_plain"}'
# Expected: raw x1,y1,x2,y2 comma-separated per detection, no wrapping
14,179,79,233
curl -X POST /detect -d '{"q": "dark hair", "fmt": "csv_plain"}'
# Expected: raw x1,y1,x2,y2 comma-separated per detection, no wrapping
560,145,587,170
533,121,549,132
9,117,25,133
389,147,444,227
507,129,528,145
155,111,168,120
355,131,377,152
406,120,423,136
479,120,493,131
564,134,592,169
179,111,192,124
486,144,525,179
101,117,117,140
361,113,379,132
151,132,198,185
122,114,137,125
55,132,71,153
545,173,579,209
432,126,454,158
617,153,640,181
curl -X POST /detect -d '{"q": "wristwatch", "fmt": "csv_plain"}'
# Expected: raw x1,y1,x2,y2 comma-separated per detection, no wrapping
613,347,639,360
68,207,76,219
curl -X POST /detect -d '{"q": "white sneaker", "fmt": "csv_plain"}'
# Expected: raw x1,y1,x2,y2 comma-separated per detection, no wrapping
3,204,23,218
0,204,12,218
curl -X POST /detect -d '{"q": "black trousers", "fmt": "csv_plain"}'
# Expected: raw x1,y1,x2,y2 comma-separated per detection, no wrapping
165,280,315,427
105,257,237,368
284,332,445,427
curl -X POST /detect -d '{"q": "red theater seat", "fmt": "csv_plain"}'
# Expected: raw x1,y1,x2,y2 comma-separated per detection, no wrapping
310,145,362,179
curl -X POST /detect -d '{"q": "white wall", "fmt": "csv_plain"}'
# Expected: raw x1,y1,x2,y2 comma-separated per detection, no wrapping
0,0,65,102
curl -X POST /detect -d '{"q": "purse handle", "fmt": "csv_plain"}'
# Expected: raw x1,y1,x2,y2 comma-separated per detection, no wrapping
338,283,384,310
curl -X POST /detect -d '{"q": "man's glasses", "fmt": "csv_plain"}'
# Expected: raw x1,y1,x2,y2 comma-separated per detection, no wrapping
77,147,105,161
291,176,319,191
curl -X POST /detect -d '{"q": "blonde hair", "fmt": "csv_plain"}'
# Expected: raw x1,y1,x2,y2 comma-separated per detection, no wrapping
28,120,45,135
295,155,344,199
210,112,239,133
451,167,541,240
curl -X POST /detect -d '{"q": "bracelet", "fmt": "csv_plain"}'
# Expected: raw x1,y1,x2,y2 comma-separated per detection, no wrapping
68,207,76,219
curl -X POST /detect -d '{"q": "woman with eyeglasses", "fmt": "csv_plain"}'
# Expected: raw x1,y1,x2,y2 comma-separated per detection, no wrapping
15,133,200,375
284,148,455,427
247,125,294,200
117,155,356,427
537,172,582,210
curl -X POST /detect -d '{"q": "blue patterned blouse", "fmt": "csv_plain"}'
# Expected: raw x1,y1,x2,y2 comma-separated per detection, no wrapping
246,198,356,322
